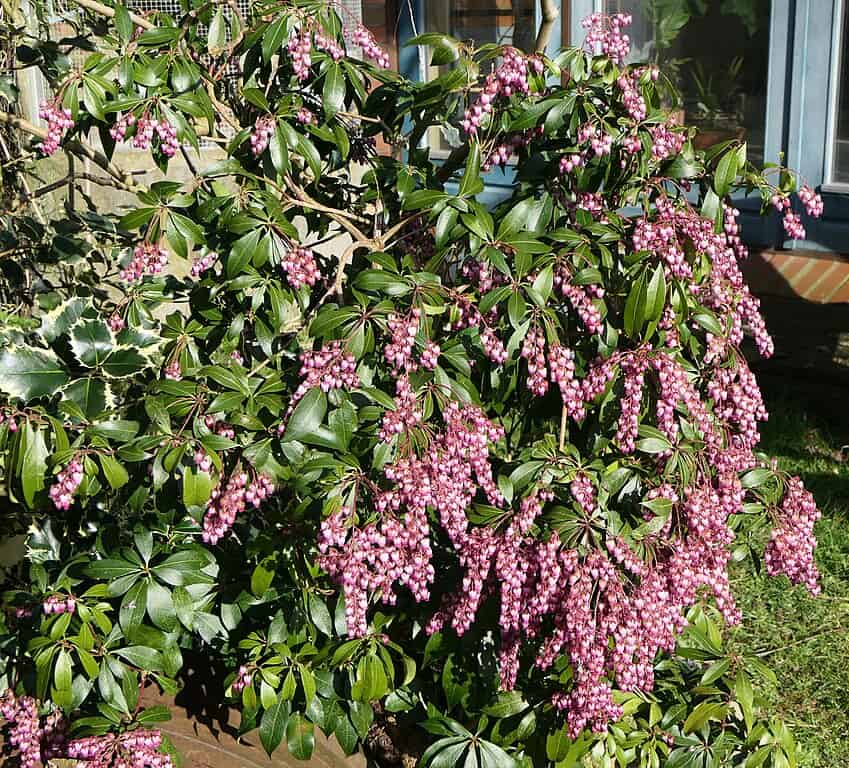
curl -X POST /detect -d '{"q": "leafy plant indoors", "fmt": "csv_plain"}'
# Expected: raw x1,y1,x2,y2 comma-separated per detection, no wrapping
0,4,826,767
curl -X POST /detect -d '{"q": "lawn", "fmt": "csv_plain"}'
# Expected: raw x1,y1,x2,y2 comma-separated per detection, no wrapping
730,374,849,767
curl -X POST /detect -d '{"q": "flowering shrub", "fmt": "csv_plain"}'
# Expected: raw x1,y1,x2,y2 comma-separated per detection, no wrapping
0,3,824,767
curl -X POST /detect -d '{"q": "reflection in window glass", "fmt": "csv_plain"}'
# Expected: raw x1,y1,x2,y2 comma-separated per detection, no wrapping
602,0,771,166
831,3,849,184
428,0,536,52
426,0,536,154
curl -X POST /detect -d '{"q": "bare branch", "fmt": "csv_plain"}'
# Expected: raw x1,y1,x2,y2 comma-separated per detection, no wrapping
0,111,143,193
535,0,560,54
70,0,154,29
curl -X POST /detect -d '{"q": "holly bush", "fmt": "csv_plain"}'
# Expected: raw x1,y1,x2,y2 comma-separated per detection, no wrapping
0,4,825,767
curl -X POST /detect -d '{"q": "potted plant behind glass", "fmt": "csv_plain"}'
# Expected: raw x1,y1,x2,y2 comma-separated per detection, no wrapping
688,56,747,148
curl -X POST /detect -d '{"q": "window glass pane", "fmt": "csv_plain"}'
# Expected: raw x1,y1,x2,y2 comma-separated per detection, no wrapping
428,0,536,51
426,0,536,154
602,0,771,166
831,2,849,184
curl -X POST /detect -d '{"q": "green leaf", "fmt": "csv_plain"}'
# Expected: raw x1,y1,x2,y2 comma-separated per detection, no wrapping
283,389,327,443
71,320,114,368
251,562,274,597
683,701,729,733
86,558,141,580
741,468,773,489
692,311,723,336
459,143,482,197
262,16,289,63
355,653,388,701
22,423,49,506
323,63,345,118
624,268,648,337
182,467,213,508
269,127,289,175
89,420,140,442
101,348,149,379
115,646,164,672
62,377,109,420
482,691,527,718
207,8,227,55
146,582,177,632
172,586,194,629
735,669,754,732
286,713,315,760
0,346,69,401
546,725,570,761
40,297,89,342
298,664,316,705
308,593,333,636
99,454,129,490
114,4,133,43
713,150,739,198
532,265,554,304
260,697,290,755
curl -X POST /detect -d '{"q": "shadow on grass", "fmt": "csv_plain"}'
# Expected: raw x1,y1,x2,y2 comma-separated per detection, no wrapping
730,377,849,767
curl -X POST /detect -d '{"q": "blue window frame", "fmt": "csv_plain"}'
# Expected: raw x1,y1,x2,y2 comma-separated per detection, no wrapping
397,0,849,251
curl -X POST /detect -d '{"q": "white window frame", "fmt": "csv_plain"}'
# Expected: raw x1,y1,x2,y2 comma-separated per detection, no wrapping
822,0,849,192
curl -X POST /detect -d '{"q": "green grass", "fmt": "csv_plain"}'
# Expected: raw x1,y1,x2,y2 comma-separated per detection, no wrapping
730,378,849,767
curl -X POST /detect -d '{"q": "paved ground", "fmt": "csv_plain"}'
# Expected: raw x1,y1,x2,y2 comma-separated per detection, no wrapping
140,688,366,768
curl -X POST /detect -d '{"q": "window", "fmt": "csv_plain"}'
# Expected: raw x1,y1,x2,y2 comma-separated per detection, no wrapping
827,0,849,186
427,0,537,52
601,0,772,166
425,0,536,155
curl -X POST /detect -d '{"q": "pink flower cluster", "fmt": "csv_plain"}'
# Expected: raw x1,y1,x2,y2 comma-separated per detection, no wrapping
281,245,320,288
109,312,126,332
461,258,507,292
110,114,178,156
202,471,274,544
579,122,613,158
461,48,542,135
582,12,632,65
351,24,390,68
648,121,685,161
280,341,360,428
194,449,213,473
0,691,44,768
379,374,422,441
121,242,169,282
314,30,344,61
296,107,315,124
191,250,218,277
555,267,604,334
772,187,824,241
799,184,823,217
615,354,649,453
322,401,503,636
37,100,74,156
521,326,548,396
164,359,182,381
482,128,542,171
250,115,275,157
550,345,585,420
231,665,253,693
205,414,235,440
0,410,18,432
49,455,84,510
617,66,657,122
288,32,312,81
764,476,821,594
66,729,172,768
43,594,75,615
384,308,421,372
